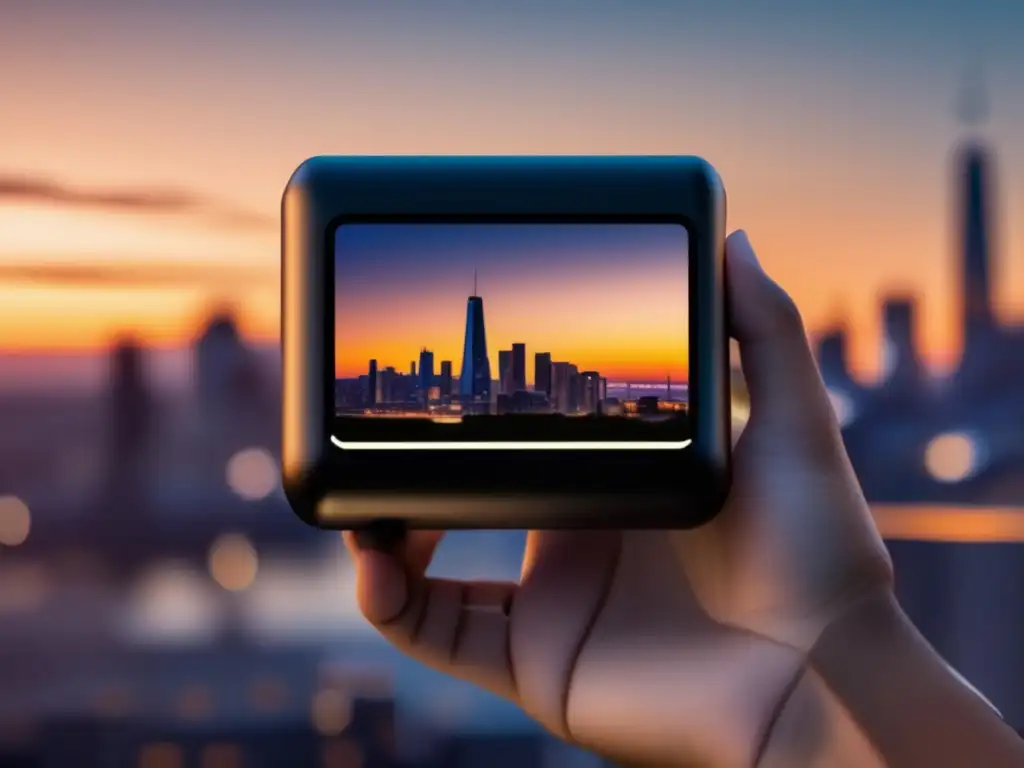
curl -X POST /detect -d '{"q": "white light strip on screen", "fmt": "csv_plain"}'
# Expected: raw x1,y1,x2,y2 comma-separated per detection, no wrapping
330,436,691,451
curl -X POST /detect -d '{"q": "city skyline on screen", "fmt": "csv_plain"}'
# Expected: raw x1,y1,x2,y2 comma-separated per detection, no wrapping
333,223,689,383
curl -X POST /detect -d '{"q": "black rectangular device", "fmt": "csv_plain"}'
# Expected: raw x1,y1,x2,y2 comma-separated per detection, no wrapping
281,156,730,529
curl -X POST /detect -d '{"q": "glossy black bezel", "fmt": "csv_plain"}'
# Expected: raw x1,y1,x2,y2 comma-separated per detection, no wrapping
282,156,729,529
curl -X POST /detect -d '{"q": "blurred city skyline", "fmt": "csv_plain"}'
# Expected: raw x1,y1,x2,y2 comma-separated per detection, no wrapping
334,224,689,382
4,4,1024,765
4,1,1024,383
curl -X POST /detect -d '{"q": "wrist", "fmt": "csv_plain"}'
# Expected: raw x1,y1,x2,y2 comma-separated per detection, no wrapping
762,590,1023,768
574,628,806,768
756,665,884,767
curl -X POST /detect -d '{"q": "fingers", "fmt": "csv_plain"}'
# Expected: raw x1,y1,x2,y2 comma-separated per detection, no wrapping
726,230,838,442
513,530,623,736
343,529,519,701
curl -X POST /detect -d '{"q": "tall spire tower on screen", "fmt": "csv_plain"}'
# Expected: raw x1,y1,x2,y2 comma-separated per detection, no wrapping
459,269,491,412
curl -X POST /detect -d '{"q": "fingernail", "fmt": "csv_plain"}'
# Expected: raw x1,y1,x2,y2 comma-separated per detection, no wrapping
353,519,407,553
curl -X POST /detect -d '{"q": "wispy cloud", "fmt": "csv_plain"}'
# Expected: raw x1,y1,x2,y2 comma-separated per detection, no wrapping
0,261,275,289
0,174,275,231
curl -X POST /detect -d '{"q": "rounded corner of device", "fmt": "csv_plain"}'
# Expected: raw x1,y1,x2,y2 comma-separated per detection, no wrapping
281,156,333,210
688,155,723,189
284,489,328,530
281,464,331,529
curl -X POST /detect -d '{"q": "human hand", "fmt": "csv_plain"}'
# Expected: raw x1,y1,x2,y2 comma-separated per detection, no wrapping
342,230,894,767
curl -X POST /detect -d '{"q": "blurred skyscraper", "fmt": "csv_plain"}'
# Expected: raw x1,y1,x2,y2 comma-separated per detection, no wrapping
105,338,154,504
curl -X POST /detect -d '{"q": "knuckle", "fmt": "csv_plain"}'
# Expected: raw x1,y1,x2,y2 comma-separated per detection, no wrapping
768,283,806,336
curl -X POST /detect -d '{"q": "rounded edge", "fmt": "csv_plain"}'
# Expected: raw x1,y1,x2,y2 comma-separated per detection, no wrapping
686,157,732,526
281,156,333,528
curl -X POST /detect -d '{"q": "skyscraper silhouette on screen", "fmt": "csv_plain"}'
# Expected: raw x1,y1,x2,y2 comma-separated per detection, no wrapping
459,271,492,412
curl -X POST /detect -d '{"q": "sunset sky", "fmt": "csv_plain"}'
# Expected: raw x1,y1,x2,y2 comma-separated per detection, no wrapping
4,1,1024,386
334,223,689,382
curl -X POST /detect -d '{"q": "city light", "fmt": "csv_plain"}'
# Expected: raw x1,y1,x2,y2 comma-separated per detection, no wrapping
0,495,31,547
311,688,353,736
249,678,290,713
93,683,135,719
208,534,259,592
225,447,277,501
176,684,214,721
199,743,243,768
321,738,364,768
138,742,184,768
874,505,1024,543
127,565,220,644
924,432,980,483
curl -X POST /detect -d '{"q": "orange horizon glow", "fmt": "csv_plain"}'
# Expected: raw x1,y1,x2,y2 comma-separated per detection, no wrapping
5,3,1024,388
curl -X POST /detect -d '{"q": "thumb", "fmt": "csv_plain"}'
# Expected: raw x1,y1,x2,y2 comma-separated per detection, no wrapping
726,230,837,441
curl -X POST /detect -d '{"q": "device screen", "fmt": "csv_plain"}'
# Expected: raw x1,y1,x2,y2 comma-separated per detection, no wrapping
332,223,690,449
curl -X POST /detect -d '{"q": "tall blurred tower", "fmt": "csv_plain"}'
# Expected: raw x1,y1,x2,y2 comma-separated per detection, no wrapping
880,296,923,397
96,338,155,557
459,272,492,412
956,72,996,363
105,338,154,504
816,327,857,394
194,312,250,415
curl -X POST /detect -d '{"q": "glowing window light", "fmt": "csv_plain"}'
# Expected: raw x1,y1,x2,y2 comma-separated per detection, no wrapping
321,738,363,768
208,534,259,592
0,496,31,546
176,684,214,721
93,683,134,719
925,432,979,483
138,743,184,768
225,448,278,501
311,688,353,736
199,743,243,768
249,678,290,713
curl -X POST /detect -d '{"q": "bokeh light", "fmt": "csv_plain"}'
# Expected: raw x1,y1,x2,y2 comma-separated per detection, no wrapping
0,495,31,546
138,742,184,768
199,743,243,768
225,448,278,501
924,432,979,482
311,688,353,737
176,684,214,721
126,565,220,645
321,738,363,768
208,534,259,592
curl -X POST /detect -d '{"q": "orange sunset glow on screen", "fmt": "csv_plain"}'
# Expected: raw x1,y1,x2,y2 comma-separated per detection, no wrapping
332,223,690,383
